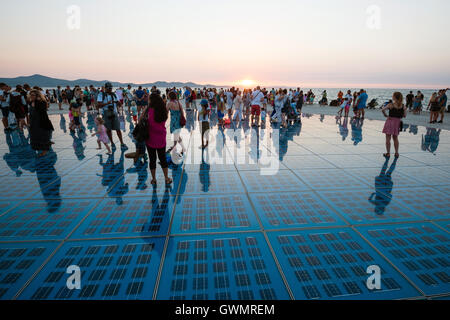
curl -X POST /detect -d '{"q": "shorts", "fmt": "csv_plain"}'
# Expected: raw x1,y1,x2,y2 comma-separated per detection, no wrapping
440,106,446,113
251,105,261,116
132,115,137,122
357,104,365,110
1,107,9,118
74,116,80,126
103,111,120,131
58,97,63,103
218,110,224,119
201,121,210,137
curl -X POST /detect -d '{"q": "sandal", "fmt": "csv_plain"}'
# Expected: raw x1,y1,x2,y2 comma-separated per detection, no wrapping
150,179,157,185
394,153,400,158
383,153,390,158
165,178,173,185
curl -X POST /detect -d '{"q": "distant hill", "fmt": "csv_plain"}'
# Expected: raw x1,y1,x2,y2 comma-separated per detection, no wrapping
0,74,219,88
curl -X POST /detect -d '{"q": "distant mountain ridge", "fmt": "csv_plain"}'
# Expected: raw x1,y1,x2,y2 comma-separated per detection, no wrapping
0,74,219,88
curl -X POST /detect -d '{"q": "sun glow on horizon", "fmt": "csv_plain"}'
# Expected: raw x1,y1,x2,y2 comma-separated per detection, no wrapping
239,79,256,88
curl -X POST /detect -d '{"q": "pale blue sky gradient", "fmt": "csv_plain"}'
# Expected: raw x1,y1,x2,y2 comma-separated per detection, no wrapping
1,0,449,88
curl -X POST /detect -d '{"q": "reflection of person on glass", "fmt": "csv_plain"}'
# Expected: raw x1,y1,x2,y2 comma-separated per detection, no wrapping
98,150,128,205
351,118,364,145
199,149,210,193
422,128,441,154
36,150,61,213
338,116,349,141
369,158,397,215
3,130,35,176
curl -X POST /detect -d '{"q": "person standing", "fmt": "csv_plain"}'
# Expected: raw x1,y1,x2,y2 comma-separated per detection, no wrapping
355,89,368,119
428,92,440,124
225,89,234,119
406,91,414,111
251,86,264,127
56,86,63,110
381,92,406,158
167,91,186,155
0,83,11,131
8,85,28,131
232,90,243,123
184,87,191,110
97,82,127,150
146,93,172,185
437,89,448,124
29,90,54,157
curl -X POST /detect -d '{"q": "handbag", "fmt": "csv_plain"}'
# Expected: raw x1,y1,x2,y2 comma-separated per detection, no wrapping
132,107,150,142
178,102,186,127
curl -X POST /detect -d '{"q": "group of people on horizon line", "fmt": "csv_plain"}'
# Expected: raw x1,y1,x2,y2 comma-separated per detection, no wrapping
0,81,448,164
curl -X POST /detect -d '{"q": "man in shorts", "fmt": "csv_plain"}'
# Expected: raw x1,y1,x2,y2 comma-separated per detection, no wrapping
251,86,264,127
97,82,127,150
355,89,368,119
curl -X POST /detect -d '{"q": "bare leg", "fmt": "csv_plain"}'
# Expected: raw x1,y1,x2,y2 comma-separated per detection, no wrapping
393,135,399,156
385,134,391,155
104,142,111,154
116,130,124,145
106,129,114,146
97,140,102,149
2,117,8,129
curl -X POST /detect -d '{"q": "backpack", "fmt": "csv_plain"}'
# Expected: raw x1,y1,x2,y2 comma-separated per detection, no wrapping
282,97,291,113
9,94,25,113
132,106,150,143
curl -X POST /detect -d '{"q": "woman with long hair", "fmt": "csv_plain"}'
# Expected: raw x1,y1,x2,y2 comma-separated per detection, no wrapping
167,91,186,155
381,92,406,158
28,89,54,157
146,93,172,185
427,92,440,124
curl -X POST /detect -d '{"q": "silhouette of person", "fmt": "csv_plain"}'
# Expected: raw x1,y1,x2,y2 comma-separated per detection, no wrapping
35,150,61,213
368,157,398,215
199,149,210,193
59,114,67,133
422,128,441,154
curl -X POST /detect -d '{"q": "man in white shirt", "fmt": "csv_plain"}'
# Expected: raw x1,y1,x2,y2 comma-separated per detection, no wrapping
251,86,264,127
232,90,243,122
115,87,124,105
97,82,127,150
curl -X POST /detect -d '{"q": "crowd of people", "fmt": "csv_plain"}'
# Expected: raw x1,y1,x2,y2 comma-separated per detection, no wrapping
0,81,448,176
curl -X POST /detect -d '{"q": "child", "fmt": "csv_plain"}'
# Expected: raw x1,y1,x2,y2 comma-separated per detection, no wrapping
217,100,225,127
131,101,138,124
198,100,210,149
71,100,82,131
261,108,267,124
92,117,112,154
337,98,347,117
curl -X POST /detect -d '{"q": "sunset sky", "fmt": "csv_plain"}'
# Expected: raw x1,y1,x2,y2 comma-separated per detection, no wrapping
1,0,449,88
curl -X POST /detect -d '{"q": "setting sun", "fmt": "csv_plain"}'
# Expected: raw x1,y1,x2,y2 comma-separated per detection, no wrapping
239,79,255,88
